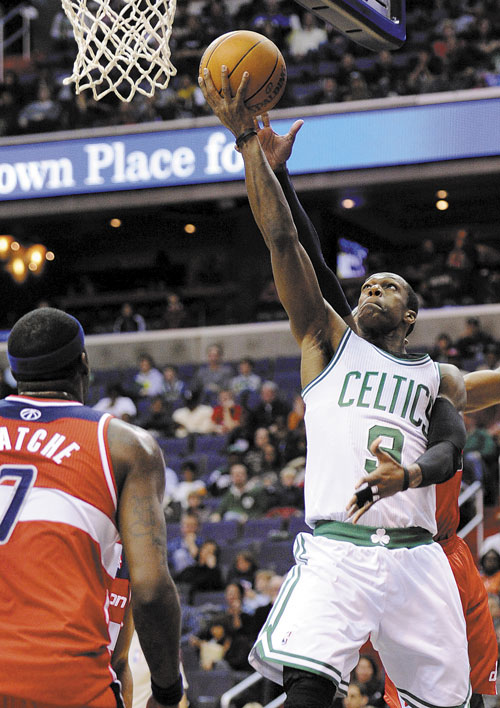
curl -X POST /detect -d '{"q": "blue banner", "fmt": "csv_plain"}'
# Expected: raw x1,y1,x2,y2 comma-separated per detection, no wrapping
0,97,499,201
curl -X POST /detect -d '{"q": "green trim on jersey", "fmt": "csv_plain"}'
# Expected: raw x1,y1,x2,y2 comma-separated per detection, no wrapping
314,520,434,548
371,344,431,366
398,680,472,708
302,328,352,398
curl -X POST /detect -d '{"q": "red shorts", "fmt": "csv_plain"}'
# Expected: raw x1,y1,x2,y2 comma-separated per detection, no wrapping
0,683,122,708
385,535,497,706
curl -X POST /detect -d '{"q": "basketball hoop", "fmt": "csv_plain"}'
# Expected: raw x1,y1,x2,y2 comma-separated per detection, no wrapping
61,0,177,102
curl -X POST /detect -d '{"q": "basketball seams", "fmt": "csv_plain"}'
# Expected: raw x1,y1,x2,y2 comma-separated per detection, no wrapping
245,52,279,102
210,40,263,96
200,30,286,114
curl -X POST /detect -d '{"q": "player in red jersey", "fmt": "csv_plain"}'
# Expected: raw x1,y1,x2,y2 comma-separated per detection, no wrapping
246,114,496,708
0,308,182,708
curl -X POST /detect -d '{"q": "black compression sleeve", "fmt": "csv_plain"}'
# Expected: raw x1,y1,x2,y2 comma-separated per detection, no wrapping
415,397,466,487
416,441,461,486
276,167,352,318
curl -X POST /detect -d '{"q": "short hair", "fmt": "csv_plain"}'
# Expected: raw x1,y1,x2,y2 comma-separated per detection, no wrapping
8,308,84,382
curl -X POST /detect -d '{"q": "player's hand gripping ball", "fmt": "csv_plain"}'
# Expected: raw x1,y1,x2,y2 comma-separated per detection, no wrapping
199,30,287,115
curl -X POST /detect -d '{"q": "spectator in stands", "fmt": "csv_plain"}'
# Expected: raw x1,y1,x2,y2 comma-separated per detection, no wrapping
200,0,233,44
352,655,385,708
244,426,274,477
49,8,75,60
17,82,64,134
479,535,500,597
211,388,242,435
405,48,445,94
336,52,358,91
222,582,255,670
190,614,231,671
172,460,207,510
244,569,276,614
175,73,207,118
250,0,300,47
168,511,202,578
344,681,374,708
309,76,341,105
161,292,187,329
266,465,304,514
133,353,164,397
368,49,403,97
185,489,212,523
93,382,137,422
137,394,174,438
226,550,258,591
249,381,290,437
231,358,262,399
286,12,328,61
191,343,234,403
176,539,224,604
161,364,187,408
113,302,146,332
343,71,372,101
252,574,284,637
444,229,480,303
211,462,268,522
456,317,496,370
431,332,457,364
172,386,216,437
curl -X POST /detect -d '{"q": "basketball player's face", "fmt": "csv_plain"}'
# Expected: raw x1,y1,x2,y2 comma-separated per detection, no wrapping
356,273,409,333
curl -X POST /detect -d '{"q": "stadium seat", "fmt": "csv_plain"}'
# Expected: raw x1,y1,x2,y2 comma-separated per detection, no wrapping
191,590,226,608
186,669,251,708
201,520,240,544
257,540,295,575
240,517,285,541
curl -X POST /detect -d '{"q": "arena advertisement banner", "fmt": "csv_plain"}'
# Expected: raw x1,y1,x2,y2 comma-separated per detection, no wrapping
0,96,498,201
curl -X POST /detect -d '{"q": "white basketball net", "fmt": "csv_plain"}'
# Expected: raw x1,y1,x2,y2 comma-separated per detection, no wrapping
61,0,177,102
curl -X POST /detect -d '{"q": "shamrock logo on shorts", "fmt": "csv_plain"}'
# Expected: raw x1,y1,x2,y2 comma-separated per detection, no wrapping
370,528,390,546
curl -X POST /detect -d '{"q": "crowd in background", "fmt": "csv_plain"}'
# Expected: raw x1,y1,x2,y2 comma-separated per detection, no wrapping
0,0,500,136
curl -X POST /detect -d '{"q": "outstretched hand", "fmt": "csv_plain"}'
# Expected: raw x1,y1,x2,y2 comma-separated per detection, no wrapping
346,437,408,523
242,113,304,171
198,66,254,138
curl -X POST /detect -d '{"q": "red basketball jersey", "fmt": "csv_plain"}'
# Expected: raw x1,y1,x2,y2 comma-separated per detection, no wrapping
0,395,120,706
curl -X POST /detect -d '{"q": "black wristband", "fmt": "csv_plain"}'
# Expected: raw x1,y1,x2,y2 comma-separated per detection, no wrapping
235,128,257,149
151,674,184,705
402,467,410,491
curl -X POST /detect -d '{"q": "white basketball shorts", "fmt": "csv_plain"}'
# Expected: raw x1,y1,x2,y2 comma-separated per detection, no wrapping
249,523,471,708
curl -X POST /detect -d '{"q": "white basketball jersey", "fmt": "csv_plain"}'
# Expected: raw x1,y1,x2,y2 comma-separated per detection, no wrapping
302,329,441,533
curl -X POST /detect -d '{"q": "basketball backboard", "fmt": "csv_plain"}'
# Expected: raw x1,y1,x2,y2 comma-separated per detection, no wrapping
293,0,406,51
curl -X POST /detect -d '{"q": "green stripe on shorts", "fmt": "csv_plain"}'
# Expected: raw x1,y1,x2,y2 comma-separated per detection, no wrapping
314,520,434,549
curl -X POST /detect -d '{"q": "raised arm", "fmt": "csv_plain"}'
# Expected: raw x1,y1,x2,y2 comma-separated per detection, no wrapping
199,68,347,358
109,419,182,708
255,114,356,331
463,368,500,412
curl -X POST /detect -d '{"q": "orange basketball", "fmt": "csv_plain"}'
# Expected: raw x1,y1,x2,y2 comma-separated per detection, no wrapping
199,30,287,115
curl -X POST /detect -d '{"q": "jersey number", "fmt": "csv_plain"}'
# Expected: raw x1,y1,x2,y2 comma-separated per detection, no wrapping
364,425,404,474
0,465,37,544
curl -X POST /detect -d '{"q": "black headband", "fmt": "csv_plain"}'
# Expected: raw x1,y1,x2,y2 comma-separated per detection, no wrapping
8,321,85,376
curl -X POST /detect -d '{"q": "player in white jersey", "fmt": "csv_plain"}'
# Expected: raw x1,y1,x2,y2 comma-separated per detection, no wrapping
199,68,471,708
